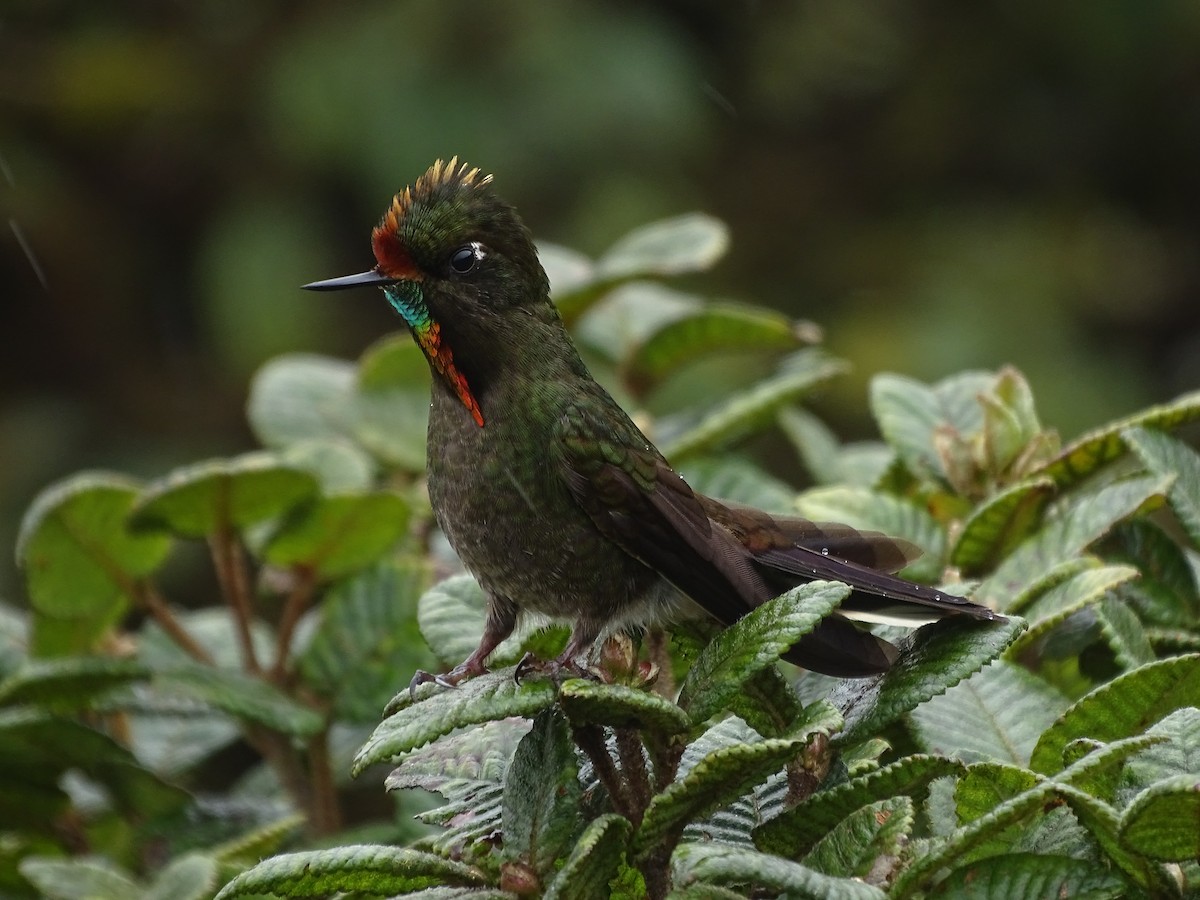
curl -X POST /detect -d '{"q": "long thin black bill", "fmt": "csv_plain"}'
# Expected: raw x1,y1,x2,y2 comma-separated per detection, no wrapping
302,269,399,291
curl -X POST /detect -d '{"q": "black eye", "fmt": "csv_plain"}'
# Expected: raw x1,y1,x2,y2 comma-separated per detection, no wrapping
449,243,482,275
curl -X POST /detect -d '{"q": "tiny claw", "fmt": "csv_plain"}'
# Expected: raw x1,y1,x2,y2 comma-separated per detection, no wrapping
408,659,488,700
513,651,547,684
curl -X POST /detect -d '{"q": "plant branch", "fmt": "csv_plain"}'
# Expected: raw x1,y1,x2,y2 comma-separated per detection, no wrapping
209,526,261,674
571,725,633,821
614,728,651,826
139,583,214,665
271,567,317,682
307,725,341,836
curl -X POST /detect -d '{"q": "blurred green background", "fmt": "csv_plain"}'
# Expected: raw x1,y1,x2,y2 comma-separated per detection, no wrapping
3,0,1199,602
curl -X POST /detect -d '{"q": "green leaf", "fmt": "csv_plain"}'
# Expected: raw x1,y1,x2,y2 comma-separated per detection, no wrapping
540,240,595,302
831,616,1025,745
416,574,531,669
595,212,729,282
869,371,993,480
154,664,324,736
975,475,1168,612
625,303,802,395
18,858,140,900
677,580,850,725
1056,782,1180,897
503,709,581,873
777,405,844,486
297,561,433,722
950,478,1056,575
544,814,632,900
1119,773,1200,861
354,671,557,774
1095,594,1155,669
353,334,432,472
895,736,1163,897
660,349,849,461
1124,425,1200,547
754,754,964,857
263,490,410,580
1032,388,1200,488
131,452,318,537
559,679,690,733
247,353,358,449
0,656,149,710
387,718,528,855
279,438,376,493
144,853,219,900
909,660,1070,765
671,842,886,900
635,735,806,860
1117,706,1200,798
803,796,913,879
1030,654,1200,775
1106,520,1200,629
213,846,486,899
1004,563,1139,656
211,813,306,867
16,472,171,629
794,486,946,581
928,852,1129,899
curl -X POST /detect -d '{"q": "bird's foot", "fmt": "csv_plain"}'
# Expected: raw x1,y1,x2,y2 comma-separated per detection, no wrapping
513,651,604,685
409,659,488,699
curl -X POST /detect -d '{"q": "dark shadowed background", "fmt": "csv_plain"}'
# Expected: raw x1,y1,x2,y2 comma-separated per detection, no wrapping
3,1,1199,601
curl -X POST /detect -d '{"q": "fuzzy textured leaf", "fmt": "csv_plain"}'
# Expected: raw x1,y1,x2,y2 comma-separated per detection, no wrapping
17,472,171,623
213,846,485,899
635,736,805,859
559,678,690,733
355,671,557,774
503,710,581,873
625,303,801,394
671,843,885,900
0,656,149,710
154,664,324,736
1005,563,1138,655
297,561,433,722
544,813,633,900
754,754,964,856
1030,653,1200,774
144,853,219,900
928,852,1128,899
18,858,140,900
1032,388,1200,488
130,453,317,537
263,490,409,580
596,212,729,282
678,581,849,725
416,575,531,670
831,615,1025,745
950,477,1056,574
661,349,849,461
1124,425,1200,547
909,660,1070,765
803,796,913,879
975,475,1167,612
247,353,358,449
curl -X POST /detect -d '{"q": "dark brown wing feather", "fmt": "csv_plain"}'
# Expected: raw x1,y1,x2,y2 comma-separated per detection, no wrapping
552,399,902,676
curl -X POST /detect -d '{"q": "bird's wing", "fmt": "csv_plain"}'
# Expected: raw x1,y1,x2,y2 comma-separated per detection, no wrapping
699,495,1002,624
551,397,898,676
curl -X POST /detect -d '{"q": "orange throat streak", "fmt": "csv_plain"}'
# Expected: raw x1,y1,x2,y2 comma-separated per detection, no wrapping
416,322,485,428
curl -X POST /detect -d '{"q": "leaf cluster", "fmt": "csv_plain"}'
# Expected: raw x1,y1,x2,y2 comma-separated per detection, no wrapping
10,215,1200,898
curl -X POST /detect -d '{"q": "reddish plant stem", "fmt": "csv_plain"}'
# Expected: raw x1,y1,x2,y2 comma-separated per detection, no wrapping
271,568,317,682
209,527,261,674
139,583,214,665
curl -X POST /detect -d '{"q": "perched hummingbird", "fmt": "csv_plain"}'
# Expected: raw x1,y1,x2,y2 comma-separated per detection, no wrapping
304,158,1003,686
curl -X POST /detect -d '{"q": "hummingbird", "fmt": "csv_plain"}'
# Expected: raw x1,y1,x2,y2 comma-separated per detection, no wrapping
304,158,1003,686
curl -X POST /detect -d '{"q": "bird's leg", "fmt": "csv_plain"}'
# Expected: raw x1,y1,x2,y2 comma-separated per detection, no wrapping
409,594,517,697
514,619,604,683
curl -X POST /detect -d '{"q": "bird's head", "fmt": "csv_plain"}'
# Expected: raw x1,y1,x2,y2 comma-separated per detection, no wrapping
304,158,553,427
